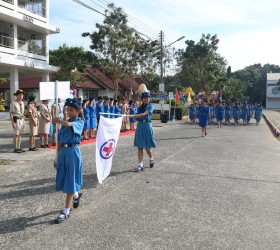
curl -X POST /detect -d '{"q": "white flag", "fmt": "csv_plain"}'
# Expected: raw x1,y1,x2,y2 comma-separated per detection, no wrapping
96,116,123,184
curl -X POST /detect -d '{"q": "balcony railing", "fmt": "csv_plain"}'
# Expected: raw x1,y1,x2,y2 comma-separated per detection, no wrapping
0,34,14,49
18,0,46,17
18,39,46,56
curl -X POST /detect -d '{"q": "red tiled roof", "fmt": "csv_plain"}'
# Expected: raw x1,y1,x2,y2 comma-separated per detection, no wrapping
77,75,105,90
0,77,42,89
119,76,140,92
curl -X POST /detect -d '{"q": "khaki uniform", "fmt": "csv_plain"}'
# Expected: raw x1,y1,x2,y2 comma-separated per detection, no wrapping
27,103,38,136
10,101,26,135
39,103,51,134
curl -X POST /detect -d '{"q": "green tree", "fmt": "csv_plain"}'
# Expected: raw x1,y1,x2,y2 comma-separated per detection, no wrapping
82,3,158,98
49,44,97,88
176,34,227,93
233,63,280,105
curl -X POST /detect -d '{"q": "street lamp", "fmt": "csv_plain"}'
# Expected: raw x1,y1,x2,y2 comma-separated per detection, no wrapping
160,35,185,84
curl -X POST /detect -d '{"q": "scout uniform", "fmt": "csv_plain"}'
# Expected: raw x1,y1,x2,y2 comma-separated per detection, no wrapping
39,100,51,147
10,89,26,153
27,94,39,151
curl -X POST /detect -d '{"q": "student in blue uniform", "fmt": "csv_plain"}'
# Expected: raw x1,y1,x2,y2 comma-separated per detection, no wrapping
88,97,96,138
82,99,90,140
199,99,210,137
114,99,121,119
208,103,214,124
96,96,104,127
254,102,263,126
215,102,224,128
128,100,137,130
53,98,84,223
109,98,115,118
247,103,253,124
240,102,248,125
130,91,156,172
224,103,232,125
188,103,195,123
232,103,239,125
103,96,110,118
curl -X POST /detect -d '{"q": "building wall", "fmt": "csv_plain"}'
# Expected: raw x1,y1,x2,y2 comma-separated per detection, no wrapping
266,78,280,109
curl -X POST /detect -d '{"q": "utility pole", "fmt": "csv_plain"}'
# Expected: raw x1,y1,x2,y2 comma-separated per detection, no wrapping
160,30,164,84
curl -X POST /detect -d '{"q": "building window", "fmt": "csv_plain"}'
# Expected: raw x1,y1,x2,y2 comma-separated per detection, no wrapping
83,90,98,100
18,28,46,56
0,22,14,49
18,0,46,17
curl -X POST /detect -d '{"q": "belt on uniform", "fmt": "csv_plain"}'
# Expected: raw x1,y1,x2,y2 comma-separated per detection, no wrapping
138,120,151,123
62,143,79,148
14,116,23,119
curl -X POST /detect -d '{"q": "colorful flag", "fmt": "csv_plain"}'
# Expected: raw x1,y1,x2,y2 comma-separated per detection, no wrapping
96,116,123,184
175,88,179,105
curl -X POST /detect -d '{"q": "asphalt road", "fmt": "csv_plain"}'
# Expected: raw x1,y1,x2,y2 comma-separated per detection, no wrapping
1,119,280,249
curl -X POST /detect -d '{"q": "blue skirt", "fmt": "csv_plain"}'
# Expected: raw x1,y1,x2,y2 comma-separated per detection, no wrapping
90,117,96,129
56,146,83,193
84,119,90,130
134,122,156,149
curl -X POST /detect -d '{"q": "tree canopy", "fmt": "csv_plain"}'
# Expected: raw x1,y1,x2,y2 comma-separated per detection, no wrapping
82,3,158,97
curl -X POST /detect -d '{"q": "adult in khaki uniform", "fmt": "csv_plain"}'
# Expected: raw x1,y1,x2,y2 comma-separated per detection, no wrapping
39,99,51,148
27,94,39,151
10,89,26,153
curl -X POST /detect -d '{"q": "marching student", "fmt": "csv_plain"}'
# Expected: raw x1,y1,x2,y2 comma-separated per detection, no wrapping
254,102,263,126
10,89,26,153
188,103,196,123
224,103,232,125
130,91,156,172
199,99,210,137
53,98,84,223
215,101,224,128
240,102,248,125
232,103,239,125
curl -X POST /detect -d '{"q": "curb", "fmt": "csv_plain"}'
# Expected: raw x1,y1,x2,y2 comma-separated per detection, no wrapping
263,114,280,137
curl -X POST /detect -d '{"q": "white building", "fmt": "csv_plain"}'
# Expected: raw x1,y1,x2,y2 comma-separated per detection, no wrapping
0,0,59,104
266,73,280,109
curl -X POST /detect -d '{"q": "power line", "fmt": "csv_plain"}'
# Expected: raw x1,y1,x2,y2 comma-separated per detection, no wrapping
72,0,105,16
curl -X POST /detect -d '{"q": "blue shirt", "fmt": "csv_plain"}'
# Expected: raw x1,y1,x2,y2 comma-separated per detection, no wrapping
137,104,154,121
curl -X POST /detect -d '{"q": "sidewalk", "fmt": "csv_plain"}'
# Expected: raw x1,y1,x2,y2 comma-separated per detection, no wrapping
263,109,280,137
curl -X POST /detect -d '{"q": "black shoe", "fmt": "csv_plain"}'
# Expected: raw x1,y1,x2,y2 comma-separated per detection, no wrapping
73,193,82,208
149,159,154,168
45,144,50,148
14,149,22,153
29,147,37,151
33,147,39,151
54,211,70,224
40,145,46,148
20,148,26,152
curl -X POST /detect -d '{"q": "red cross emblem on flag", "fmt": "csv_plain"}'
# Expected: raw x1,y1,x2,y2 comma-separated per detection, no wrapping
100,139,116,159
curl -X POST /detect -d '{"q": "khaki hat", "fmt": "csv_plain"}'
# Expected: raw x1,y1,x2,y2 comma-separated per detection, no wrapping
13,89,24,96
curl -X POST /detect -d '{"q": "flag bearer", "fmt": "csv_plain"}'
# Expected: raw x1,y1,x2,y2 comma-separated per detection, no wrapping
130,91,156,172
53,98,84,223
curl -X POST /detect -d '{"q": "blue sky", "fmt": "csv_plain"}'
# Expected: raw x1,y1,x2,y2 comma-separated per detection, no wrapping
50,0,280,72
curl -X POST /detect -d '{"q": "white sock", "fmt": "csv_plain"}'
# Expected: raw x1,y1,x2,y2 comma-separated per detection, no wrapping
73,192,79,199
63,208,70,215
150,158,154,162
138,162,143,167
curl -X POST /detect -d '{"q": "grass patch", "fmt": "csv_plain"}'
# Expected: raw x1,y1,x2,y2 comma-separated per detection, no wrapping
0,159,11,165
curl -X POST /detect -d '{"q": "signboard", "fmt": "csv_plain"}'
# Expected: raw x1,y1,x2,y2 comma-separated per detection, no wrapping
159,83,165,92
39,81,70,100
169,92,174,99
152,103,170,111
